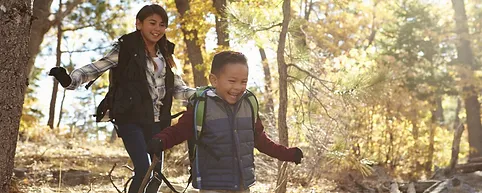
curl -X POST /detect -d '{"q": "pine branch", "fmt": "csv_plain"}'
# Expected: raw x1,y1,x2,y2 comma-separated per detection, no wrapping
287,63,333,91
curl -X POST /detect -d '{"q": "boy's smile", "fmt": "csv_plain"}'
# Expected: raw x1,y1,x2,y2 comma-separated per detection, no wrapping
209,63,249,104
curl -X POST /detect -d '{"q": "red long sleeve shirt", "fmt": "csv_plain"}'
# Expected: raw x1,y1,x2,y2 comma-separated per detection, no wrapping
154,107,298,162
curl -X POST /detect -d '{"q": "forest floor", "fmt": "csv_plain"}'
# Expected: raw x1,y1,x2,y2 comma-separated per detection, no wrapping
10,132,338,193
10,132,482,193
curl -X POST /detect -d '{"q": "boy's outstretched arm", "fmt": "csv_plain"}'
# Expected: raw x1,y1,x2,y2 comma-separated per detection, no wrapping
152,107,195,150
254,115,303,164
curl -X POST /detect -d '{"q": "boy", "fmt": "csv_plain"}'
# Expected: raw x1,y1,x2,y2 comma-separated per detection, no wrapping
147,51,303,193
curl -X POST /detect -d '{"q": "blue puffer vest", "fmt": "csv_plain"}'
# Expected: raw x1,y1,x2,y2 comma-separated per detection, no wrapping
191,90,256,190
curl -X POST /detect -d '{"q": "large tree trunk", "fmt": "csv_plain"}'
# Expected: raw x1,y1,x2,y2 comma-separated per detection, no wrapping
213,0,229,47
0,0,32,192
275,0,291,193
451,0,482,159
48,1,63,129
175,0,208,87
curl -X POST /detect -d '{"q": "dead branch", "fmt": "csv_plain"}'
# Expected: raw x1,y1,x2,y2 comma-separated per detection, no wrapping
50,0,85,27
123,165,134,172
86,183,93,193
108,163,123,193
138,156,159,193
348,174,375,193
61,46,110,54
468,156,482,163
62,24,95,32
455,162,482,173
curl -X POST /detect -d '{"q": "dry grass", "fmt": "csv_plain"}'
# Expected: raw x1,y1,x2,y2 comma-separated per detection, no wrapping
13,131,339,193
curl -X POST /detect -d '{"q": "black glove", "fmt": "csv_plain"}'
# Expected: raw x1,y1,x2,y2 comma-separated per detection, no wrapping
48,67,72,88
147,139,163,158
294,147,303,165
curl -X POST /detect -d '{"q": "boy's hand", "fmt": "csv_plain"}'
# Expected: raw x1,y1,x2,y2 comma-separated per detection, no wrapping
147,139,163,157
294,148,303,165
48,67,72,87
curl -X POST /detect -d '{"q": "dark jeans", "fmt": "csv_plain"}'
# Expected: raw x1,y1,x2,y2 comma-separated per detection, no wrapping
117,122,164,193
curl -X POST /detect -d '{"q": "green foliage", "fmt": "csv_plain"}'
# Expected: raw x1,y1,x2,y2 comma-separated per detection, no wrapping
64,0,132,40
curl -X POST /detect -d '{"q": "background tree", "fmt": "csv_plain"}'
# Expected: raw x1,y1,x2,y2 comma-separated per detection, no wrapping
275,0,291,192
451,0,482,159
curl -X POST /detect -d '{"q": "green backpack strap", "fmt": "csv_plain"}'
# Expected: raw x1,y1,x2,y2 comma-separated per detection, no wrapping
245,89,259,127
190,86,212,139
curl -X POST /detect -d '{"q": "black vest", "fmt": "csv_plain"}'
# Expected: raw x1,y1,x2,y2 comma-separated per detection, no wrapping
111,31,175,127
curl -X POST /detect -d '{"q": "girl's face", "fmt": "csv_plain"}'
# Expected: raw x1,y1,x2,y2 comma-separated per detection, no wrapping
136,14,166,46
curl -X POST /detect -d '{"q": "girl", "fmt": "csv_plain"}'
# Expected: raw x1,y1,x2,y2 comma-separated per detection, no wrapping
49,4,194,193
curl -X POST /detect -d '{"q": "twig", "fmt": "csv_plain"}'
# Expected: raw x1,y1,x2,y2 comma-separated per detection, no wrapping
288,75,337,121
287,63,333,90
63,24,95,32
138,155,159,193
124,177,133,193
86,183,93,193
108,163,123,193
61,46,110,54
58,162,62,193
122,165,134,172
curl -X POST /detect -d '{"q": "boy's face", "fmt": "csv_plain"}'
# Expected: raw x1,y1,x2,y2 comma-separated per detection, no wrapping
209,63,249,105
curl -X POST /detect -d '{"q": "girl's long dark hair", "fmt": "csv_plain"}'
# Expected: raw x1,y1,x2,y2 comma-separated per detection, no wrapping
136,4,176,68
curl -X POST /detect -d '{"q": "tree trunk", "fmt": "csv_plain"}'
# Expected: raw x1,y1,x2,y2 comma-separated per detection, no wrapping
28,0,54,76
275,0,291,193
56,89,67,128
27,0,84,76
451,0,482,159
448,98,464,174
48,2,63,129
426,97,443,172
426,121,436,172
175,0,208,87
0,1,32,192
213,0,229,47
259,47,275,126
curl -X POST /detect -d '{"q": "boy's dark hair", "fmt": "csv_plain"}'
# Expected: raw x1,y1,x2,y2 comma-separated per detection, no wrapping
210,51,248,75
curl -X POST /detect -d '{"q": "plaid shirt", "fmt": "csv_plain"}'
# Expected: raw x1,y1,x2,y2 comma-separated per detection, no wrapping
66,42,195,120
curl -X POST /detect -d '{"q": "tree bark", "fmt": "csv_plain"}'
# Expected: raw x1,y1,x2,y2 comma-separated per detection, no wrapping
56,89,66,128
448,98,464,174
175,0,208,87
213,0,229,47
28,0,54,76
0,0,32,192
275,0,291,193
426,97,443,172
48,0,63,129
451,0,482,159
259,47,274,116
